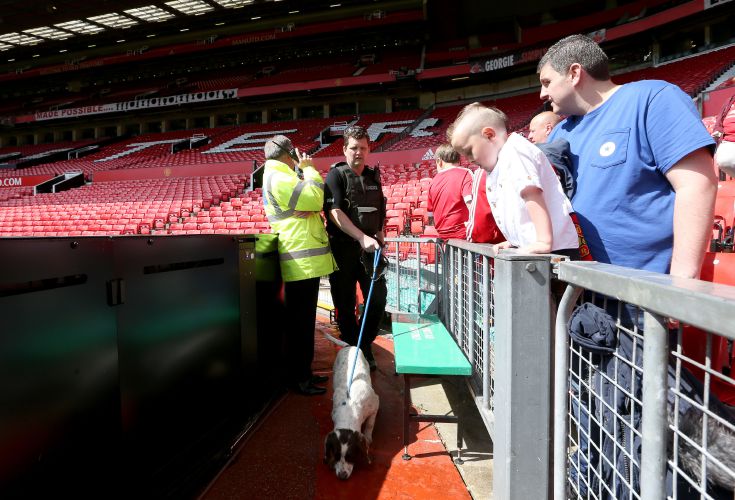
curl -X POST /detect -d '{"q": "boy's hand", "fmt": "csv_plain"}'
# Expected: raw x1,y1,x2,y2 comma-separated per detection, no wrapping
493,241,513,254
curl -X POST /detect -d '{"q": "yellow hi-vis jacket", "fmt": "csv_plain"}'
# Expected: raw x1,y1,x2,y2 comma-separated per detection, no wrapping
263,159,337,282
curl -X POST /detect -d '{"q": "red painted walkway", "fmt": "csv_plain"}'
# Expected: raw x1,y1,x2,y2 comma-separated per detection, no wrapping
200,320,471,500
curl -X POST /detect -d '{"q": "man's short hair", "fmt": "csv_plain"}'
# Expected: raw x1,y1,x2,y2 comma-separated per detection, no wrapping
537,34,610,81
449,102,508,142
435,144,460,164
343,125,369,143
264,134,294,161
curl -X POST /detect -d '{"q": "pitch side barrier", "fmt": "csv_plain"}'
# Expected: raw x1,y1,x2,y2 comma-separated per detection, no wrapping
384,238,735,499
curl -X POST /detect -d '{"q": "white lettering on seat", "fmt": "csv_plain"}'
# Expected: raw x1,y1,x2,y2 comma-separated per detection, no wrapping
366,118,439,141
94,140,182,162
409,118,439,137
204,129,297,154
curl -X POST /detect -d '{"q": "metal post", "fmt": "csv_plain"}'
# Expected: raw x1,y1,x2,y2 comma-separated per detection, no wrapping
396,241,402,312
467,252,475,366
482,255,490,408
456,248,464,346
493,255,553,500
640,311,669,500
449,245,455,332
416,240,422,313
553,284,583,500
436,241,443,322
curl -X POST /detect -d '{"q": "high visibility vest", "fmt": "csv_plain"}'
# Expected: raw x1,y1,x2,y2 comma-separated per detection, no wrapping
263,159,337,282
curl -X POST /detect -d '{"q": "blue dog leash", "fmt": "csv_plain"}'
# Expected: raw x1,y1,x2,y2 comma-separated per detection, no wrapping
346,247,382,397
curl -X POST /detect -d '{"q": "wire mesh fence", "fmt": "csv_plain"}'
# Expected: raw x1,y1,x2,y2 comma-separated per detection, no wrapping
555,263,735,500
385,238,496,411
385,240,735,499
445,243,495,410
383,238,441,315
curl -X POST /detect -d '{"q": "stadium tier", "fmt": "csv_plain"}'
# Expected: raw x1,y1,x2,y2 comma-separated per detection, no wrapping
0,174,248,237
612,45,735,95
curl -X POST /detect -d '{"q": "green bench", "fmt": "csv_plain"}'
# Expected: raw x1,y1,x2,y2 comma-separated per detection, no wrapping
391,312,472,463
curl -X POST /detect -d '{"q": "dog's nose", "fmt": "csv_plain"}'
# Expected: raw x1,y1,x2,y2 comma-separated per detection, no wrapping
337,470,349,480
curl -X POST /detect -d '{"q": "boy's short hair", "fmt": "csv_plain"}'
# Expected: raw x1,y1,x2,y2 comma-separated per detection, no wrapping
435,144,460,164
537,34,610,81
343,125,369,143
450,102,509,142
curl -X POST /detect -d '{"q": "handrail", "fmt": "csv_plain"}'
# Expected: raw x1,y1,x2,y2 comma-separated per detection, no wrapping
557,260,735,340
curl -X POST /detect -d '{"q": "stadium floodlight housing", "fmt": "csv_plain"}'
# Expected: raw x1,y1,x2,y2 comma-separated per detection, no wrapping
88,13,139,29
212,0,254,8
54,20,106,34
165,0,215,16
124,6,176,22
23,26,75,40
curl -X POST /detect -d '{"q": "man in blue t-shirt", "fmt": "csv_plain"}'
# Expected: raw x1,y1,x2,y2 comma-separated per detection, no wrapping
537,34,717,278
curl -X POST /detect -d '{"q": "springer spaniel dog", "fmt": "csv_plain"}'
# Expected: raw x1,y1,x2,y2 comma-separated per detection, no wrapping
324,345,379,480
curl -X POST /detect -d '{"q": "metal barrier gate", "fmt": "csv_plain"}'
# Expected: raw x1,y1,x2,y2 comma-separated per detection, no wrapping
385,238,735,499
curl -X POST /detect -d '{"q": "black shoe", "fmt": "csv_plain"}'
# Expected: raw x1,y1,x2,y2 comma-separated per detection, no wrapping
293,380,326,396
310,374,329,384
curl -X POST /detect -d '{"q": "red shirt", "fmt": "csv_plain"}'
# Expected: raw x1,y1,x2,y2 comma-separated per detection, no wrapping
466,169,503,244
724,100,735,141
428,166,473,239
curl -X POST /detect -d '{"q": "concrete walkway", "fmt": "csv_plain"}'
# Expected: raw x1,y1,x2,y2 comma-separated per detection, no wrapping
402,344,495,499
201,322,494,499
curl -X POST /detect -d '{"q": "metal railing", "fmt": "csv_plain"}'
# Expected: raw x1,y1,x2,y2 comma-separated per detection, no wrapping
384,237,441,315
443,240,496,430
554,261,735,500
386,238,558,499
385,238,735,499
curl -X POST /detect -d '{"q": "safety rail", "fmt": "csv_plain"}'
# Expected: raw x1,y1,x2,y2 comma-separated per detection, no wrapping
554,261,735,500
384,237,441,315
385,238,558,499
384,238,735,500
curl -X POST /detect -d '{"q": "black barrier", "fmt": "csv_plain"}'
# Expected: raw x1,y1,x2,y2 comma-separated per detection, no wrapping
0,234,264,498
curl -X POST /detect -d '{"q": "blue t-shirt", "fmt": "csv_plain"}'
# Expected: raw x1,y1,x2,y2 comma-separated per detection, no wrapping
548,80,715,273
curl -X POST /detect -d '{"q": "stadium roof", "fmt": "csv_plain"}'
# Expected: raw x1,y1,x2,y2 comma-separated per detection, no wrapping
0,0,422,59
0,0,583,60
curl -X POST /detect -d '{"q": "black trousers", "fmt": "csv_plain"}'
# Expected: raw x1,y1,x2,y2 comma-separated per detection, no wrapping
283,277,320,384
329,240,387,348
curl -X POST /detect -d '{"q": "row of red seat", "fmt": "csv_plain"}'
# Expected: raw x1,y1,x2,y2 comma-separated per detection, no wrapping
0,174,248,237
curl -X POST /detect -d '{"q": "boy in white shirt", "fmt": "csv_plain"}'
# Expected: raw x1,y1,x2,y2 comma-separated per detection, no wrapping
449,102,580,257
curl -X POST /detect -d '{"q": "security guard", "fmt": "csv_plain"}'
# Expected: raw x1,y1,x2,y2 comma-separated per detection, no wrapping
263,135,337,395
324,125,387,371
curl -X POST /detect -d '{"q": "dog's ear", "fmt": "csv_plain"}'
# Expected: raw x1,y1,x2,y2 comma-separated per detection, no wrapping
324,432,340,466
353,433,371,465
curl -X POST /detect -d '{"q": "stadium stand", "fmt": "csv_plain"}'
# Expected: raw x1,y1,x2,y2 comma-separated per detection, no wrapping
0,174,247,237
613,45,735,95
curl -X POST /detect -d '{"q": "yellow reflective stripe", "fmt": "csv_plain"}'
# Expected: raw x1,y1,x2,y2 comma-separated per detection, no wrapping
279,245,331,261
266,211,294,222
266,173,323,222
288,179,324,209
